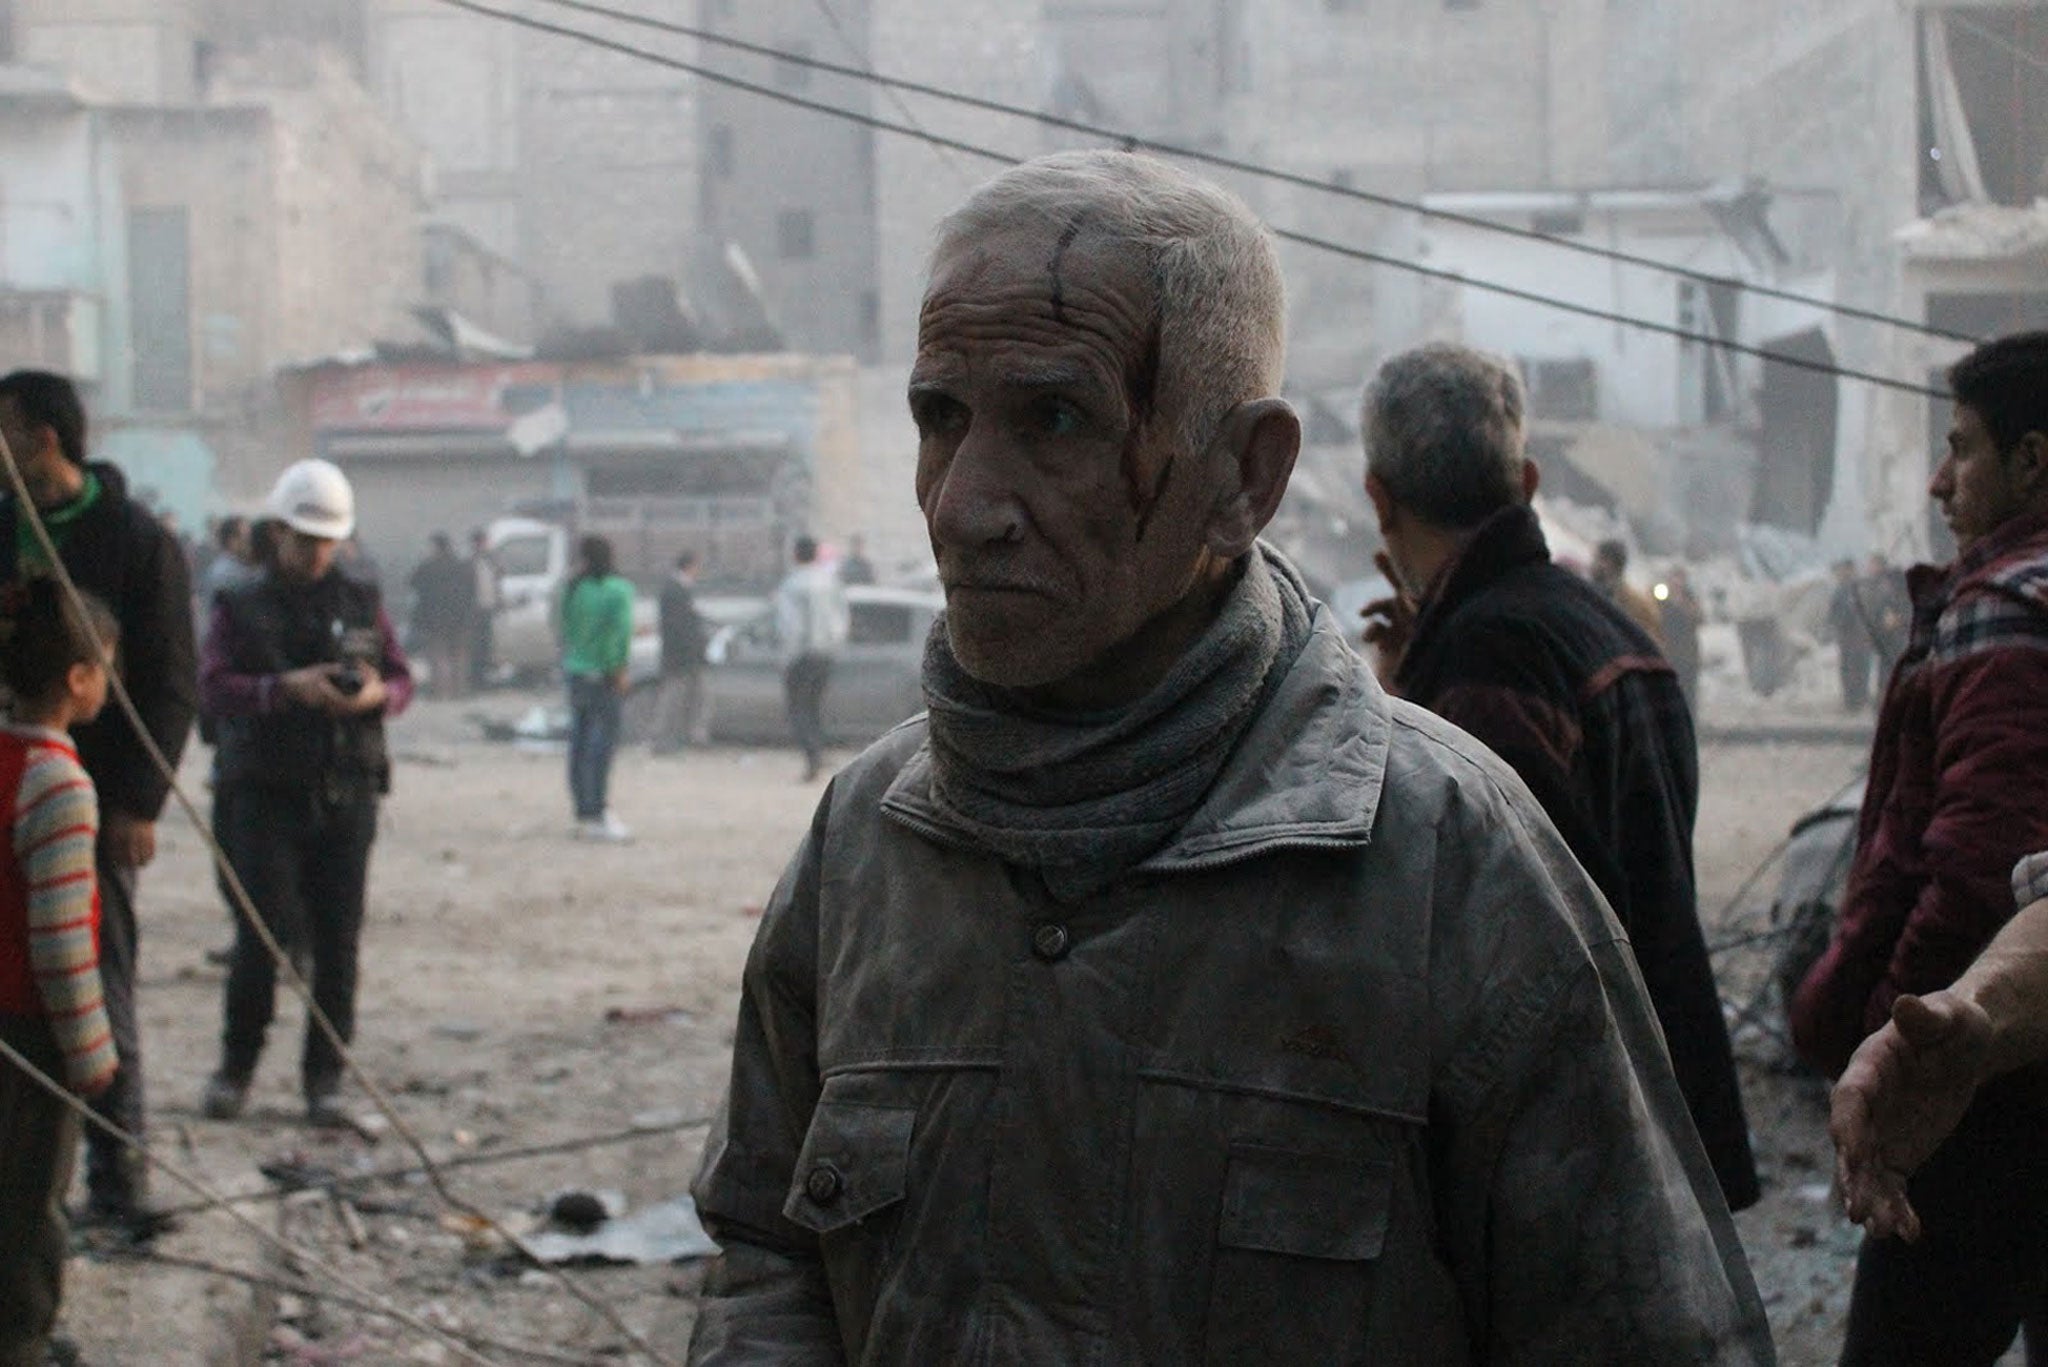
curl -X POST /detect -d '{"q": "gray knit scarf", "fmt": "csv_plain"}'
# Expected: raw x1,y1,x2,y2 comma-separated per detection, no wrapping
921,543,1315,902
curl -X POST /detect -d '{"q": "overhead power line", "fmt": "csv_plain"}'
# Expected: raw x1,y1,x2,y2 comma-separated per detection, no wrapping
430,0,1948,400
518,0,1980,347
806,0,976,188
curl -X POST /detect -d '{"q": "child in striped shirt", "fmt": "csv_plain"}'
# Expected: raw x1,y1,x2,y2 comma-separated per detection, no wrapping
0,577,119,1367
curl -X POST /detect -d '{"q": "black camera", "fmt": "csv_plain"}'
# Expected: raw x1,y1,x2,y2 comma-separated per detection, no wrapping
329,620,379,698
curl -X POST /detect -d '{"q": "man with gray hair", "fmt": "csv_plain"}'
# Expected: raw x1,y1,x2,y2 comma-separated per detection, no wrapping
689,157,1769,1364
1360,341,1757,1213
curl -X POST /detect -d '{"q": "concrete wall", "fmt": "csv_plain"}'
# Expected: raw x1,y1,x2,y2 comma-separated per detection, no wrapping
0,90,130,399
518,28,699,329
213,46,423,368
15,0,201,106
107,45,423,413
697,0,881,360
369,0,522,260
107,103,277,412
1416,210,1765,431
870,0,1044,365
369,0,699,333
1208,0,1614,392
0,97,109,294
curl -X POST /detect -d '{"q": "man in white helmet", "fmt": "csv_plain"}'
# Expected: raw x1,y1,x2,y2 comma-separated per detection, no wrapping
195,459,413,1128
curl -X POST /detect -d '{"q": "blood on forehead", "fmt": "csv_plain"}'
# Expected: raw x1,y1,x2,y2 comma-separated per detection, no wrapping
924,221,1182,536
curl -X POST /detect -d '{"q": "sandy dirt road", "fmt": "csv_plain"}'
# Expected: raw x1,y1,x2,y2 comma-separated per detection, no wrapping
57,696,1896,1364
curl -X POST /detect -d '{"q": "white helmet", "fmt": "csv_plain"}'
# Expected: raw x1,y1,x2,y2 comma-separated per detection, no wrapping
265,458,355,540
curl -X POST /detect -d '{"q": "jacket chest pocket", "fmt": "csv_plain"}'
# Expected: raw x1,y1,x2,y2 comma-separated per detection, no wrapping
782,1093,916,1342
1206,1144,1392,1366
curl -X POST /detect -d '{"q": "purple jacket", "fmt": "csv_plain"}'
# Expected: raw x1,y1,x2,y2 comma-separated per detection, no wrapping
1794,508,2048,1076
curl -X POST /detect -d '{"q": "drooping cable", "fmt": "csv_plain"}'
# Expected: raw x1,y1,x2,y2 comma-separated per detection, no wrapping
0,429,681,1367
428,0,1952,400
0,1032,503,1366
518,0,1982,346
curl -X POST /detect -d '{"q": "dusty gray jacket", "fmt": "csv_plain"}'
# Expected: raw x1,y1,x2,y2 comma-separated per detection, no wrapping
688,608,1773,1365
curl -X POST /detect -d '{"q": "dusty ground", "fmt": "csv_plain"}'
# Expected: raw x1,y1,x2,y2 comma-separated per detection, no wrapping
55,692,1912,1365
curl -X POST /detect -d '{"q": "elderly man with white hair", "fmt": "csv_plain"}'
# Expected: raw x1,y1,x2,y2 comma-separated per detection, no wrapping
1357,343,1757,1218
687,152,1771,1365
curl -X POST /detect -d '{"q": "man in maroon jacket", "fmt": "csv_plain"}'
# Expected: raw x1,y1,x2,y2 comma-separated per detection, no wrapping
1792,330,2048,1365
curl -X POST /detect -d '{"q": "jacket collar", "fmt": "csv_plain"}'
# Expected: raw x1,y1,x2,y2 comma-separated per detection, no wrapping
1395,503,1549,693
882,602,1391,872
0,460,131,579
1910,505,2048,614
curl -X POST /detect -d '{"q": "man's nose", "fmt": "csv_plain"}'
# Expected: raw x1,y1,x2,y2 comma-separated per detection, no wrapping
1928,455,1954,499
926,436,1024,549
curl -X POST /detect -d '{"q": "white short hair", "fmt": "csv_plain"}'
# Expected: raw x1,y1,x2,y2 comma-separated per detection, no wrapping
932,150,1286,451
1362,343,1527,529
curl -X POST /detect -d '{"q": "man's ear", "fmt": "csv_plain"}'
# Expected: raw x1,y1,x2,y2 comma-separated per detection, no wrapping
1365,471,1396,533
2014,431,2048,497
1204,398,1300,559
1521,459,1541,501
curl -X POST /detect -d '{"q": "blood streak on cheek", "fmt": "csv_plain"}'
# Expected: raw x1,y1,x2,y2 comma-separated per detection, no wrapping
1121,318,1171,542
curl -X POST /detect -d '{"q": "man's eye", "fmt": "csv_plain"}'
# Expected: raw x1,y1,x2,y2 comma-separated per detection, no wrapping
913,395,968,437
1032,399,1082,437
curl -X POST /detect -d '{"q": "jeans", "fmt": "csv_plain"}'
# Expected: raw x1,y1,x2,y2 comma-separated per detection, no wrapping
83,845,143,1210
0,1017,75,1367
216,787,377,1096
1840,1092,2048,1366
568,674,623,820
784,654,833,773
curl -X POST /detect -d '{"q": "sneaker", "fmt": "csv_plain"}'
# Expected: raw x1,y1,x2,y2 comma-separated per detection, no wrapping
305,1090,353,1130
594,811,632,843
572,817,602,840
200,1071,249,1120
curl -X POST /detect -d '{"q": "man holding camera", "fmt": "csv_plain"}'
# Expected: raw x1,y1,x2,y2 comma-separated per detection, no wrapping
195,460,412,1128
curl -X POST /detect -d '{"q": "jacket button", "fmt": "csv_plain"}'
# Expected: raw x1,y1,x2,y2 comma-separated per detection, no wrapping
1031,923,1072,962
804,1163,844,1205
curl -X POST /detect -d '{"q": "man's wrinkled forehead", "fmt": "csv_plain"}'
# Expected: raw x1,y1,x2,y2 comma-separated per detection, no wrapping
916,222,1154,380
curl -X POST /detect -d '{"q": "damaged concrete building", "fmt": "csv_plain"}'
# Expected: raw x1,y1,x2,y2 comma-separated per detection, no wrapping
944,0,2044,574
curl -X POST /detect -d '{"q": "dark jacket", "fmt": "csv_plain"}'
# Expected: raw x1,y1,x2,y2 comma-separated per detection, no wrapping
200,568,413,798
0,462,197,822
660,576,708,674
1391,504,1758,1211
1826,579,1874,659
689,604,1772,1365
407,550,474,638
1793,509,2048,1079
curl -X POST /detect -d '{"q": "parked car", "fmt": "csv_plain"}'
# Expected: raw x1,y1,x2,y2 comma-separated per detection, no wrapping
703,585,943,744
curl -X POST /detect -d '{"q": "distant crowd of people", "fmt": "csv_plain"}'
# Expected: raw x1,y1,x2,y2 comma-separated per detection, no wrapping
404,529,499,699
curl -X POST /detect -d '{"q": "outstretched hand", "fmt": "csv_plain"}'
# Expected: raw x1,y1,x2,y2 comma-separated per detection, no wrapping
1830,989,1994,1242
1359,551,1417,686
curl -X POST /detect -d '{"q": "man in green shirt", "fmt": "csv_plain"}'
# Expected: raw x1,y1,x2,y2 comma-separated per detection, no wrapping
557,534,634,841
